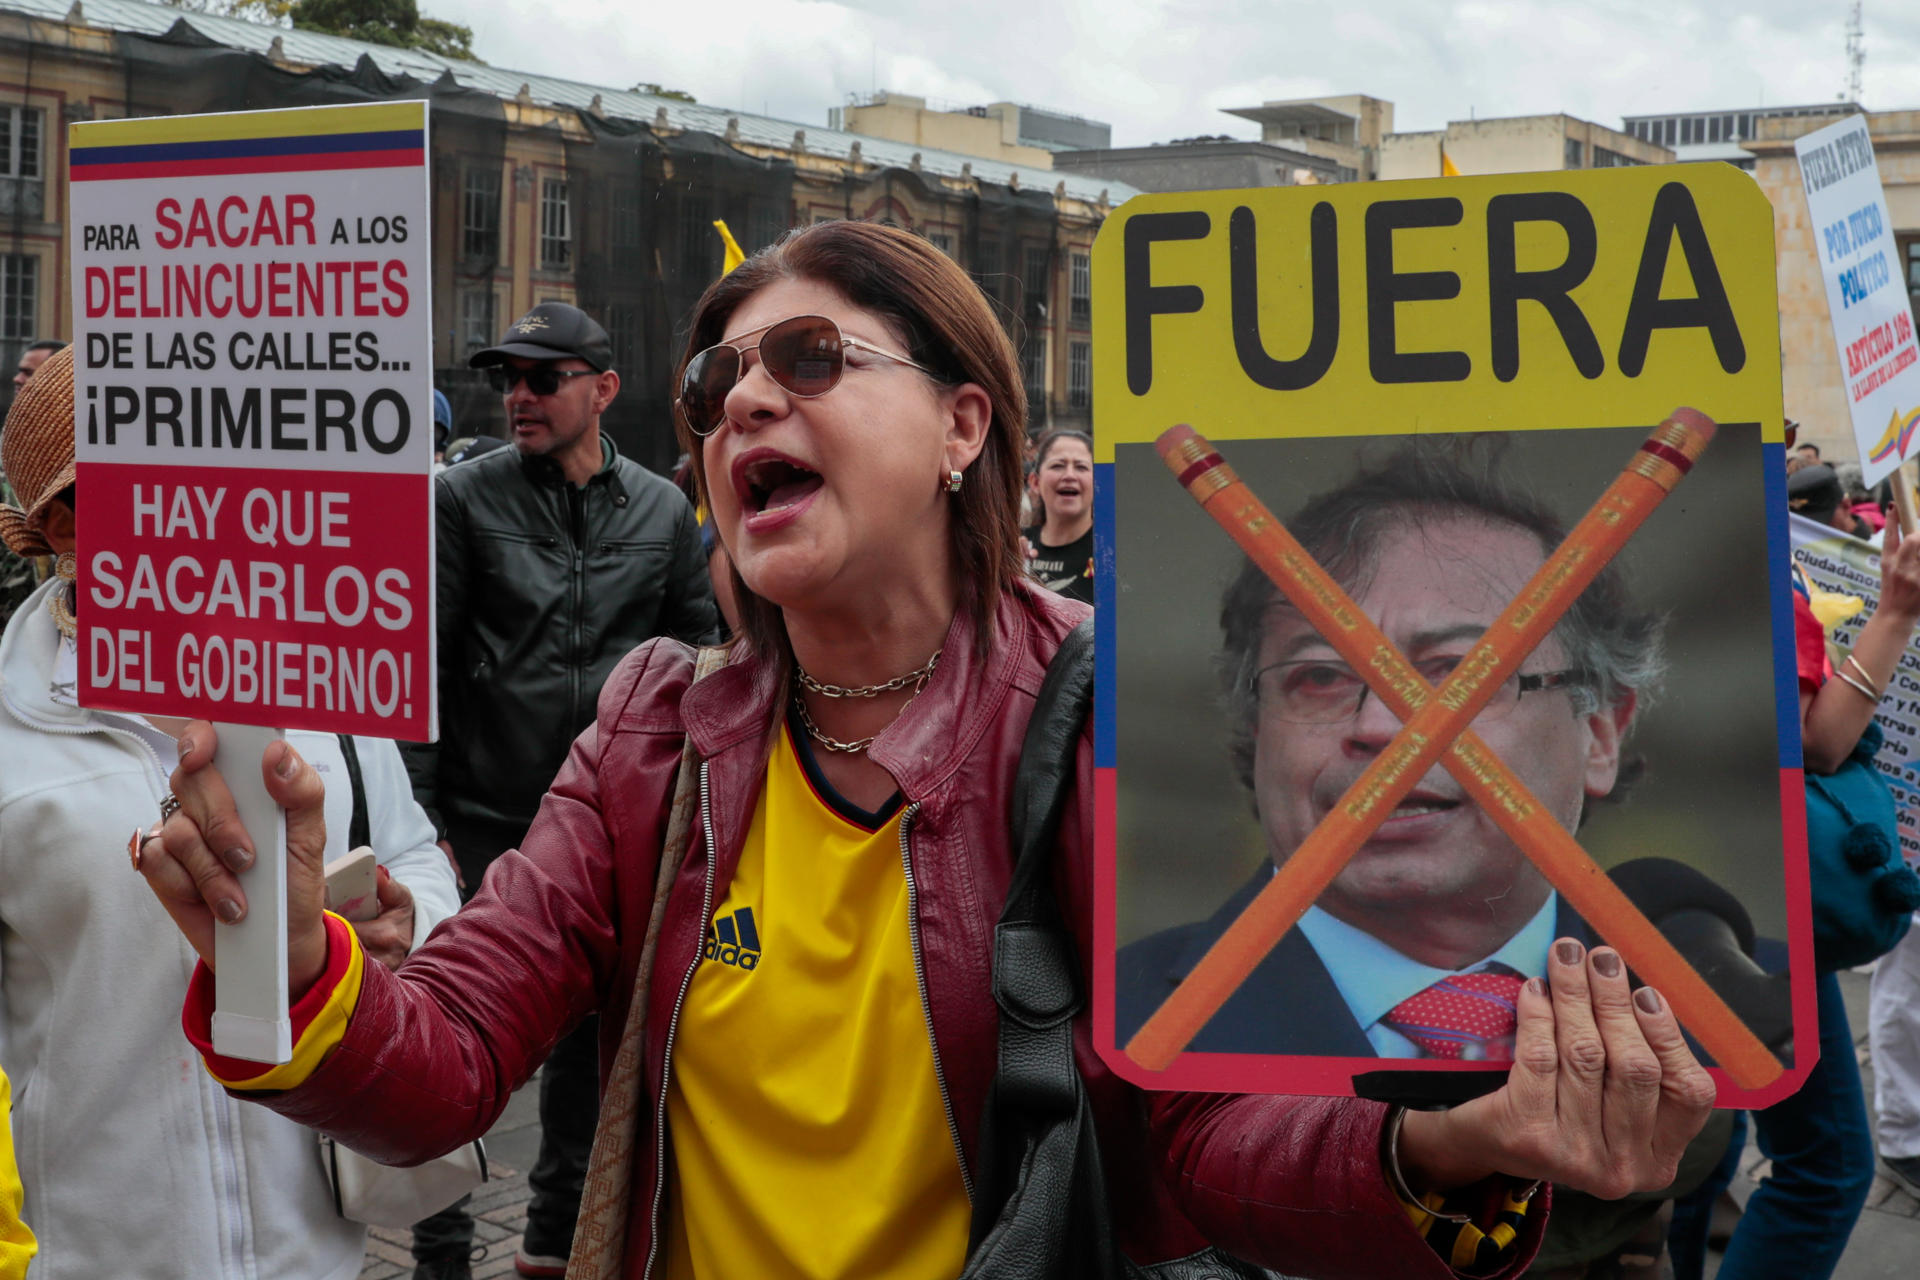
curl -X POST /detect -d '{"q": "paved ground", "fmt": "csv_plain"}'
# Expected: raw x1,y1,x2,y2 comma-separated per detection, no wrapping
1708,967,1920,1280
356,1080,545,1279
357,969,1920,1279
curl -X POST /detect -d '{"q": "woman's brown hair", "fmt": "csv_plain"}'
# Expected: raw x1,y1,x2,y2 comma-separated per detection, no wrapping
674,220,1028,660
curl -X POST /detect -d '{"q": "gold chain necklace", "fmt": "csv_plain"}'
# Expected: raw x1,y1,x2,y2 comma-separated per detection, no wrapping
796,648,941,698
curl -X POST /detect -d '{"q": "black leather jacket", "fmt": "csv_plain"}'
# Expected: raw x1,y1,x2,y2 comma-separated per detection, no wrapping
403,433,719,835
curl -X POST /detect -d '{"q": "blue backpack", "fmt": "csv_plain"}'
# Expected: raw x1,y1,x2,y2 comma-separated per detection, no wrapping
1805,720,1920,971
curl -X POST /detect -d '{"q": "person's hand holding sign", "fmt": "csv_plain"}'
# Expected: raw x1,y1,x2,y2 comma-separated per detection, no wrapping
1396,940,1717,1200
142,724,340,996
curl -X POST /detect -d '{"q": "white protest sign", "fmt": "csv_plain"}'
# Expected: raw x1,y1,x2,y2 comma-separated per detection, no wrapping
1795,115,1920,486
1790,512,1920,867
69,101,434,1061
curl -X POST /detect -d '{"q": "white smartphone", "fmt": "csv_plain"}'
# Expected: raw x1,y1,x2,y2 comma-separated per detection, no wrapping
323,847,380,922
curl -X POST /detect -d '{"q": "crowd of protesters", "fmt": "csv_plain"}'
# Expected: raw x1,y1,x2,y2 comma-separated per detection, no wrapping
0,220,1913,1280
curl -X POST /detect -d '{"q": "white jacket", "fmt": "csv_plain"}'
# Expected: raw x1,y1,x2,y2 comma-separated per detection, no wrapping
0,580,460,1280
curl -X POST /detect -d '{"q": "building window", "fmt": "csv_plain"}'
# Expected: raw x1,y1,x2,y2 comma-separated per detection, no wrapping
462,165,500,259
748,205,787,255
604,303,638,371
1022,244,1051,318
926,231,954,256
610,182,641,251
459,288,496,360
540,178,572,270
973,240,1001,301
1593,147,1641,168
1,255,35,350
0,107,43,180
1068,340,1090,411
1024,333,1048,410
1564,138,1584,168
681,194,715,279
1069,251,1091,326
1902,234,1920,328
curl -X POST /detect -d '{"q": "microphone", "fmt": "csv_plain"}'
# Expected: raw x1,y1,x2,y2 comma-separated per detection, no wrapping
1607,858,1793,1060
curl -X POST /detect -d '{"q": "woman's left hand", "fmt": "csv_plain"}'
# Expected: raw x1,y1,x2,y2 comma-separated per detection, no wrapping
1398,937,1717,1199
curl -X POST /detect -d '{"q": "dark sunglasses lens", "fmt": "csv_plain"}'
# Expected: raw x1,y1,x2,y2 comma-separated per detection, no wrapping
487,366,566,396
682,346,739,431
762,317,842,397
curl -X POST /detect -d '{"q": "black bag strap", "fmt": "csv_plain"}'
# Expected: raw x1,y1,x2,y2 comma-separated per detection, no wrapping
337,734,370,851
964,618,1124,1279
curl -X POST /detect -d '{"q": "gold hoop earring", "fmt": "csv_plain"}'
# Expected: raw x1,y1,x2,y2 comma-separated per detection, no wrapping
54,551,77,582
945,469,963,494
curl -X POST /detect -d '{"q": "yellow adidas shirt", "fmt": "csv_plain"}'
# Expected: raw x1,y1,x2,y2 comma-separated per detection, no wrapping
661,720,971,1279
0,1069,35,1280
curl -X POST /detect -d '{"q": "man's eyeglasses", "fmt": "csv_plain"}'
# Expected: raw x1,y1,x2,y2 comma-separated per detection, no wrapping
677,314,934,437
1252,655,1592,725
486,366,601,396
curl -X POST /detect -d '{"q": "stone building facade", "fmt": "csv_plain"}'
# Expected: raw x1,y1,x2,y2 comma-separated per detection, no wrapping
0,0,1127,470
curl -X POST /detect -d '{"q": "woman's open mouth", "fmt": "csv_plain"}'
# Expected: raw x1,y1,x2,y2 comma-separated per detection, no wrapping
740,456,824,514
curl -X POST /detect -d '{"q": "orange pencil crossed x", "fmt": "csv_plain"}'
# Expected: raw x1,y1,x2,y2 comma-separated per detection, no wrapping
1127,414,1783,1090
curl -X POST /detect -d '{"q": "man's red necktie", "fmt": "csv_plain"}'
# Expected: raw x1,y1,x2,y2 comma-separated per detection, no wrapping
1380,965,1527,1061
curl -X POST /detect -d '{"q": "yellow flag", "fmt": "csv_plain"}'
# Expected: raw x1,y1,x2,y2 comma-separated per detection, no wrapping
713,220,746,275
1440,148,1461,177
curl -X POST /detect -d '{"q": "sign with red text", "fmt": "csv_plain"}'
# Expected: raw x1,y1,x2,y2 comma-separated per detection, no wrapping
69,102,434,740
1795,115,1920,486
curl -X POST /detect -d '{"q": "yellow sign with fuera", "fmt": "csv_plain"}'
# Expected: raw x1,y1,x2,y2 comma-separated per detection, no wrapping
1089,163,1784,460
1092,165,1807,1107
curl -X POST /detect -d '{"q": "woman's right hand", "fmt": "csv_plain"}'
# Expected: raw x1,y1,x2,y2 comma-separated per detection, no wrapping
1879,518,1920,625
140,722,334,997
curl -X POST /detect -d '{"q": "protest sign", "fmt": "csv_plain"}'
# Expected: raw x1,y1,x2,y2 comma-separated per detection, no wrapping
69,102,434,1061
1790,513,1920,866
69,101,435,743
1092,164,1807,1106
1794,115,1920,486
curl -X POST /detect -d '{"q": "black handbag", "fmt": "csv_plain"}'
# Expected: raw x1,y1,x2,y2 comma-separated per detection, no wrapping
961,620,1270,1280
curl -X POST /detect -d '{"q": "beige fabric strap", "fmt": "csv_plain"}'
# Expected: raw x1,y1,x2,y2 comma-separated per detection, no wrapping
567,643,729,1279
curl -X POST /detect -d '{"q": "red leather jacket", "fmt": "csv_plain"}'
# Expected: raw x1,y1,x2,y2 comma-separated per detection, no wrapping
260,581,1544,1278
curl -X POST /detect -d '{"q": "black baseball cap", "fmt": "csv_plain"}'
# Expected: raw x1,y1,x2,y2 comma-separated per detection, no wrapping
1787,463,1844,517
468,302,613,372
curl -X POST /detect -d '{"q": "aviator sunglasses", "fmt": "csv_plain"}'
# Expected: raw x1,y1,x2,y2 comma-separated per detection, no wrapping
677,314,935,436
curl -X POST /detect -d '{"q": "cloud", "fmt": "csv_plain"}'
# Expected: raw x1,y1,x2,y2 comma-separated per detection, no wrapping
461,0,1920,147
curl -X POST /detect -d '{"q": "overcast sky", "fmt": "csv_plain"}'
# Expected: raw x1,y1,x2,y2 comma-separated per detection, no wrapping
457,1,1920,148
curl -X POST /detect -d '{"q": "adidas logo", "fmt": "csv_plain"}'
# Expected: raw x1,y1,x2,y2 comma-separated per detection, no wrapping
704,907,761,971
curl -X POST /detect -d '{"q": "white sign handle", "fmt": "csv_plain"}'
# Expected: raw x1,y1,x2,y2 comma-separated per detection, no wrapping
210,721,291,1064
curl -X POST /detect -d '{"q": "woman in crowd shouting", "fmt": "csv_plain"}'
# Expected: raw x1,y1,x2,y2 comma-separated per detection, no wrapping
141,221,1712,1279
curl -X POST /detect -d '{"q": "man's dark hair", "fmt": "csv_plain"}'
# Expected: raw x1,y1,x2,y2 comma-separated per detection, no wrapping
22,340,64,356
1795,442,1821,459
1217,436,1666,808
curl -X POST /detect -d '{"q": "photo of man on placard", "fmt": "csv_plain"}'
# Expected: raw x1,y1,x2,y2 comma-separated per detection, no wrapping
1112,429,1794,1068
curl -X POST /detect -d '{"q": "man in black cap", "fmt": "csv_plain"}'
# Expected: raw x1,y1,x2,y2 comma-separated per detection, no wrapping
1789,462,1870,540
402,303,720,1280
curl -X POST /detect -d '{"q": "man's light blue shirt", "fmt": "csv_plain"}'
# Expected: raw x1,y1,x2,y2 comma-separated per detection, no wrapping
1295,893,1559,1057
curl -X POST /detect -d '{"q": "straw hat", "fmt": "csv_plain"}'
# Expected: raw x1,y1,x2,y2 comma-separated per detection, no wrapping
0,344,76,557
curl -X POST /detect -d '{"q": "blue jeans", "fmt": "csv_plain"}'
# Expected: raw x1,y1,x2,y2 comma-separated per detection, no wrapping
1670,969,1875,1280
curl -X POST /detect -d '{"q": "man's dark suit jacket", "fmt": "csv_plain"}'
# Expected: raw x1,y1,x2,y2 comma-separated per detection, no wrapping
1114,857,1780,1059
